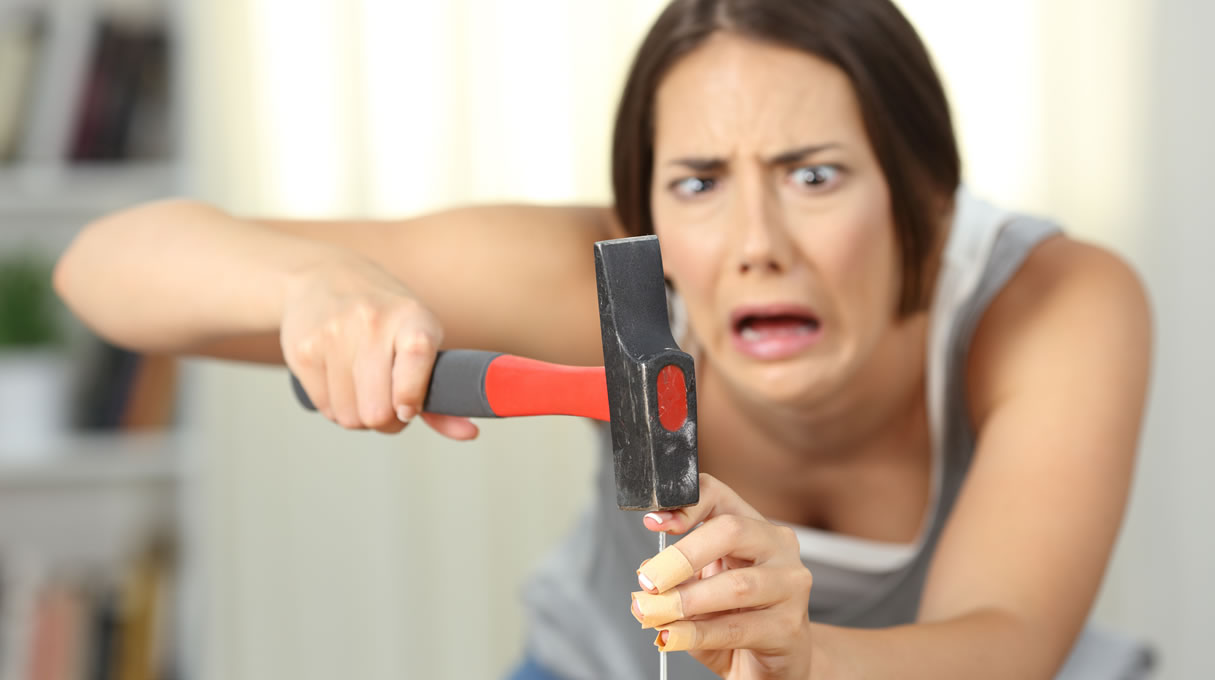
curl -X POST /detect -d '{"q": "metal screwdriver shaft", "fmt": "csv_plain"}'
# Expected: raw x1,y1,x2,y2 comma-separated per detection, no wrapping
659,531,668,680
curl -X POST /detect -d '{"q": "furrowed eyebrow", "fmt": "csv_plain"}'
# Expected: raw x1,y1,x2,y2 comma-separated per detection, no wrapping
666,157,727,172
665,143,841,172
764,143,841,165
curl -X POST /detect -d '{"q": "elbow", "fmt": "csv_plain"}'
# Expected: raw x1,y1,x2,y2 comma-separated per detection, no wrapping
52,208,119,311
918,605,1074,680
52,219,93,314
54,197,210,325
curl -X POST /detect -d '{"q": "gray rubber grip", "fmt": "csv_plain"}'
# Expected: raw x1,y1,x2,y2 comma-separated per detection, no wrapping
289,349,502,417
422,350,500,416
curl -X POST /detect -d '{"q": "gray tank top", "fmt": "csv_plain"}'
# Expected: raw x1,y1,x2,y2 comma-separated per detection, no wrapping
520,189,1062,679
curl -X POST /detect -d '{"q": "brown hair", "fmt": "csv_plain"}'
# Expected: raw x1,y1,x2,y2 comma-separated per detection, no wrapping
611,0,960,314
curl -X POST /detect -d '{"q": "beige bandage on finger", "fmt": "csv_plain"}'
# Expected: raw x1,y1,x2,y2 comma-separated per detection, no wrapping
631,590,684,629
654,621,696,652
637,545,693,593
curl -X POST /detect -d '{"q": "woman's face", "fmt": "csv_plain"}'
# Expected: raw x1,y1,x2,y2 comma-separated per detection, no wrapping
651,33,902,406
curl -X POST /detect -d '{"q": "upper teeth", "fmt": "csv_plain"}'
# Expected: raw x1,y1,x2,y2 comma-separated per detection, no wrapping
740,321,815,341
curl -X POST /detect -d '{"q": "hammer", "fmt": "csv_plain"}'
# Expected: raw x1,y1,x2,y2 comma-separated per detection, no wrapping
289,235,699,512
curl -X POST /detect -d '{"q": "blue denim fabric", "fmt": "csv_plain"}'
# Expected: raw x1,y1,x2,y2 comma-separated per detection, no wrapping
505,656,564,680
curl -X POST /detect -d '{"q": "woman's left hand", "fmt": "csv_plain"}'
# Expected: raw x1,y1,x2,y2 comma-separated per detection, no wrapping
631,473,815,679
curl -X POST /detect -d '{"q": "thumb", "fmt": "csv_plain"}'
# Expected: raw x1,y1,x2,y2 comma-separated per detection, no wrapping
420,412,481,441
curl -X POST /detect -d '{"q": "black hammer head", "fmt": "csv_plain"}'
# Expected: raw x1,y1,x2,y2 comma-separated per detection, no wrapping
594,236,699,511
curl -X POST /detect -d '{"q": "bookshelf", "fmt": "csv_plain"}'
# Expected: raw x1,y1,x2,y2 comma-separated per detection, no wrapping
0,0,179,238
0,162,178,217
0,1,185,678
0,432,180,565
0,433,182,680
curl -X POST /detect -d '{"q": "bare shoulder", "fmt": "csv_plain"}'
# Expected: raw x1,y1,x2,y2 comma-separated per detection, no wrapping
967,234,1152,427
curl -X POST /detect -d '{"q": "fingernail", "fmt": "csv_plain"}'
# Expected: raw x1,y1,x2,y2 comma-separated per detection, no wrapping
638,572,656,592
396,406,416,423
630,596,644,623
644,512,665,526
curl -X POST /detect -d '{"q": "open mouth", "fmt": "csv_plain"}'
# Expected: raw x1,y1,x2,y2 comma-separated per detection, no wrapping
735,313,821,340
730,305,823,359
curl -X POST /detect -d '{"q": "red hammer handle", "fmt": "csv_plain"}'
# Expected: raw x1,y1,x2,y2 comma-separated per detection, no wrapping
485,355,609,421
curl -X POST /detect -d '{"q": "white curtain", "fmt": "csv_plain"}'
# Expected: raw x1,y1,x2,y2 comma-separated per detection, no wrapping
177,0,1211,678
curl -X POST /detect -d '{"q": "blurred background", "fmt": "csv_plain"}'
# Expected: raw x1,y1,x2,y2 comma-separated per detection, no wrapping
0,0,1209,678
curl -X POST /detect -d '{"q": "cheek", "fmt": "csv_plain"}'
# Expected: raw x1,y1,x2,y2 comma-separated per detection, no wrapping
652,213,731,343
652,195,723,291
654,223,718,303
813,194,900,324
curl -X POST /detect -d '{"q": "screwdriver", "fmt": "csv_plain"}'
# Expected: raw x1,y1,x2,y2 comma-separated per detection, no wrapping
659,531,668,680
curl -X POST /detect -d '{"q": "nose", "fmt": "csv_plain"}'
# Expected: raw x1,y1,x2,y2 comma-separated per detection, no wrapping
734,179,790,276
739,240,782,274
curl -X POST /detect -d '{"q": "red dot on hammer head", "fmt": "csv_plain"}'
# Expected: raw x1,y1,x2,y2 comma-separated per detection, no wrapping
656,364,687,432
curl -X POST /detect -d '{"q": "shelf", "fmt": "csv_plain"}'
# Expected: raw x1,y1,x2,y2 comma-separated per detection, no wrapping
0,430,182,567
0,429,182,566
0,161,180,219
0,430,181,487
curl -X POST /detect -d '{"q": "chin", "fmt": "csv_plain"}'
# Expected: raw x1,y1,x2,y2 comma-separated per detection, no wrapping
721,346,854,408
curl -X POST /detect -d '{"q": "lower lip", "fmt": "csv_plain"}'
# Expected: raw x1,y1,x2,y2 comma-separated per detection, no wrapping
730,324,823,360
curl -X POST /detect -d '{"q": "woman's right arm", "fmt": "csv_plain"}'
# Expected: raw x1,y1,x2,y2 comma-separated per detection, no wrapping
54,198,621,432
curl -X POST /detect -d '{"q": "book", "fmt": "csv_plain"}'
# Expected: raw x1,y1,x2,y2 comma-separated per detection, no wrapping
26,579,87,680
87,584,122,680
114,537,174,680
16,1,99,164
71,341,142,431
0,10,43,162
70,18,172,162
120,355,178,431
0,555,46,680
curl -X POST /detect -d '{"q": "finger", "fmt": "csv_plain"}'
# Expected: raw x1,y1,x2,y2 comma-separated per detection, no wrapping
638,515,790,593
326,348,362,429
391,326,441,423
699,557,727,581
373,420,408,435
296,362,331,417
655,610,797,653
632,566,798,628
285,335,331,415
419,413,480,441
353,332,401,431
642,473,764,535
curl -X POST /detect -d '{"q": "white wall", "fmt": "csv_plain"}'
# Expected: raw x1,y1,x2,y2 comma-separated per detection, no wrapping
1093,1,1215,676
177,1,1213,678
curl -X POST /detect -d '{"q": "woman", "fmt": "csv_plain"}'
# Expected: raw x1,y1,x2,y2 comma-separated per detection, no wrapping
54,0,1151,678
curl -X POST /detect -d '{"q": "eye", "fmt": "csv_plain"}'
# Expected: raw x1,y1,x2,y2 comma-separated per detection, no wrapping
669,176,717,198
789,164,842,189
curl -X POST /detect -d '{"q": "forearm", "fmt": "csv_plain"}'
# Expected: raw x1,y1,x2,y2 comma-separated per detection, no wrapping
811,610,1064,680
54,198,344,357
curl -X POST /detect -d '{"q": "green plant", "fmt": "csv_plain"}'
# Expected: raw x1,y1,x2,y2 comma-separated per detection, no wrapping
0,250,64,348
